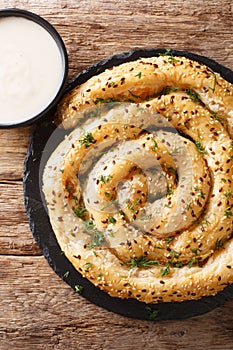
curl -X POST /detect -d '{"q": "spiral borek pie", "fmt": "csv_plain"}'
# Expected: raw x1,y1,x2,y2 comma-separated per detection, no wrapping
43,53,233,303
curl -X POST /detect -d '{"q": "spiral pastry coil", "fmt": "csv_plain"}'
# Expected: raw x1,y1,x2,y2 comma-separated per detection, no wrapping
43,52,233,303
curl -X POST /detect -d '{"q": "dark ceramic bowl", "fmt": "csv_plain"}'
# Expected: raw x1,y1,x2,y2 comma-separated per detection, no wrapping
0,8,68,128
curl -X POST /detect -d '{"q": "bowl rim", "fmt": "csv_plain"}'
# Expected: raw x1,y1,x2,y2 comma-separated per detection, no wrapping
0,8,69,129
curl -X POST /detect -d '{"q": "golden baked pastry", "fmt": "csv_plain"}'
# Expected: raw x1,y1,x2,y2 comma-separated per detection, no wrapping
43,52,233,303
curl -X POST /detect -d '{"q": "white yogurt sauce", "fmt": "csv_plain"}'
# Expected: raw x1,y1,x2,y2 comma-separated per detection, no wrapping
0,16,64,124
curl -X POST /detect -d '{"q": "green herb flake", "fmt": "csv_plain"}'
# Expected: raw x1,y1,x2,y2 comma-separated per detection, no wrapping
216,238,224,251
191,248,200,255
159,49,178,64
224,206,233,218
160,264,171,276
72,206,87,219
63,271,70,278
108,216,116,224
168,167,177,176
145,306,159,320
124,256,159,269
75,284,84,294
128,198,141,212
87,231,105,249
200,217,210,226
165,236,174,245
187,258,194,268
174,261,183,268
135,72,142,78
195,140,207,155
150,136,158,151
186,88,200,103
94,97,118,104
65,185,72,193
161,86,179,95
79,132,96,148
128,90,141,98
138,214,153,221
207,73,217,93
85,262,93,271
166,187,173,196
225,190,232,201
85,220,105,248
170,250,181,259
99,174,113,184
194,186,205,199
212,112,223,122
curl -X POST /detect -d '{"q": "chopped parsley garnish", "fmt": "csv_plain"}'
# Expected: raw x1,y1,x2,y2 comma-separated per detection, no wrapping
200,217,210,226
159,49,178,64
165,236,174,245
85,220,105,248
108,216,116,224
207,73,217,93
216,238,224,251
145,306,159,320
84,262,93,271
224,206,233,218
87,231,105,248
170,250,181,259
187,258,195,268
65,185,72,193
79,132,96,148
138,214,152,221
94,97,118,104
168,167,177,176
174,262,183,268
123,256,159,269
195,140,207,154
74,284,84,294
160,263,171,276
194,185,205,199
225,190,232,201
186,88,200,103
108,216,116,225
63,271,70,278
191,248,200,255
151,136,158,151
166,187,173,196
128,90,141,98
99,174,113,184
128,198,141,212
170,146,182,156
212,112,223,122
135,72,142,78
161,86,179,95
187,257,201,268
72,206,87,219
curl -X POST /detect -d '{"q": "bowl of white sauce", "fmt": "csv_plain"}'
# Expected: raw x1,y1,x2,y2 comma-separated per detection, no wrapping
0,8,68,128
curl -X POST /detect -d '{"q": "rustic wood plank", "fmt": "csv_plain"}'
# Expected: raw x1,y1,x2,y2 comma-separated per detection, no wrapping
0,181,41,255
0,127,32,181
0,255,233,350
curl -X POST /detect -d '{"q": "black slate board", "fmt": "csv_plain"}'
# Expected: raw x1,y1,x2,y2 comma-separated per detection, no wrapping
23,48,233,321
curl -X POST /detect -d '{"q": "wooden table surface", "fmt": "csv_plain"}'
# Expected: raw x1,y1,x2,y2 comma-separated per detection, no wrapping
1,0,233,349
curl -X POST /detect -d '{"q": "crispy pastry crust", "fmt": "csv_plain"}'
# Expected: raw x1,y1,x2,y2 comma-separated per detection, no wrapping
43,54,233,303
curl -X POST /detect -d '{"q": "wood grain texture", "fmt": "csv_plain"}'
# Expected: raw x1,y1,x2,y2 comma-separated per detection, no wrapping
0,0,233,348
